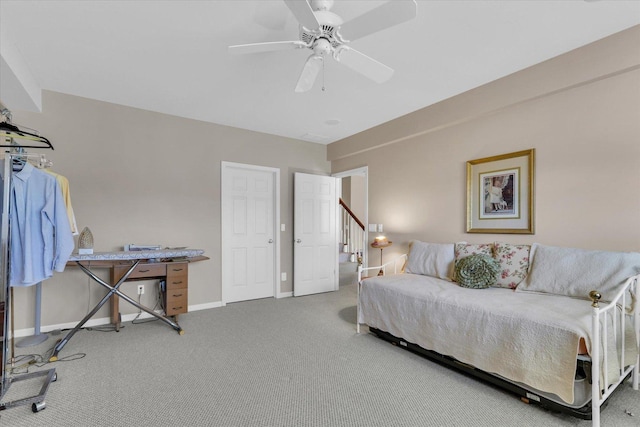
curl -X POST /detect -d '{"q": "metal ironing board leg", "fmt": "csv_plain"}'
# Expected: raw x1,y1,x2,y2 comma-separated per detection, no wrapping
49,261,141,362
75,262,183,334
49,249,208,362
50,260,185,362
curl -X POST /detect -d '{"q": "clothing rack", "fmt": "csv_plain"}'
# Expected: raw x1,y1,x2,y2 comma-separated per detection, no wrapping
8,152,53,349
0,112,57,413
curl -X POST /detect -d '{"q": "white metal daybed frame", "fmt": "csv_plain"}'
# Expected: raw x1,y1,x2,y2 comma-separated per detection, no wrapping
357,254,639,427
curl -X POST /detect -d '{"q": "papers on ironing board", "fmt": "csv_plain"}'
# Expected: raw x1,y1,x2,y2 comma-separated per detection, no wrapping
69,249,205,262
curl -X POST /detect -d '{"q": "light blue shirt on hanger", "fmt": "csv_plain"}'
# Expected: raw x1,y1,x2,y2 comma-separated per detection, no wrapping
0,160,74,287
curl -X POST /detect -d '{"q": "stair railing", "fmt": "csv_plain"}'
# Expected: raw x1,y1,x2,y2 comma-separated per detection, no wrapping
339,198,365,266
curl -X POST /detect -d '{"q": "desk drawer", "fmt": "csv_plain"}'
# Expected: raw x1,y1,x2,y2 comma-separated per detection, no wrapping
167,263,188,276
166,273,187,290
165,291,188,315
166,262,188,290
113,263,166,281
130,264,166,278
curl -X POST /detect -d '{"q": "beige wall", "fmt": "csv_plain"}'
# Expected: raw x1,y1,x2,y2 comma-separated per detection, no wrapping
7,26,640,331
330,26,640,264
9,91,329,330
340,175,364,220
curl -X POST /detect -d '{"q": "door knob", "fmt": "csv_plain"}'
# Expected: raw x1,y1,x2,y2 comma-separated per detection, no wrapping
295,239,302,243
268,239,273,243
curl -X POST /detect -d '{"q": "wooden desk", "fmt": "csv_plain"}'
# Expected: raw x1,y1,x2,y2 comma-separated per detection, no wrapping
109,257,207,330
70,255,208,331
51,250,207,361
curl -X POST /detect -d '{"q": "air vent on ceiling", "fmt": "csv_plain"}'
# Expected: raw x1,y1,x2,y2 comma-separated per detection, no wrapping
301,133,331,143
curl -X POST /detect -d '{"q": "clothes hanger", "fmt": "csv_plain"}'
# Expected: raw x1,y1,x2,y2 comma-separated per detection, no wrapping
2,150,53,171
0,122,54,150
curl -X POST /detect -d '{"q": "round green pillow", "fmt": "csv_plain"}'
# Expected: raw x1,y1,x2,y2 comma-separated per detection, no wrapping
455,254,500,289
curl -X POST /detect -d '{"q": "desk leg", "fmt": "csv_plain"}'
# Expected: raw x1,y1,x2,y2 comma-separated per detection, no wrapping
49,262,140,362
110,294,121,331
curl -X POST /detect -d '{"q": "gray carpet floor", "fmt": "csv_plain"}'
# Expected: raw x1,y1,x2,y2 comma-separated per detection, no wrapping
1,282,639,426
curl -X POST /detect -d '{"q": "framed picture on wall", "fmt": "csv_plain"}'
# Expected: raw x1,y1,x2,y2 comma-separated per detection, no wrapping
466,149,535,234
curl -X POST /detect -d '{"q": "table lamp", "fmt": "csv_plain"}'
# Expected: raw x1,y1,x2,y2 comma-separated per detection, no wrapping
371,235,392,276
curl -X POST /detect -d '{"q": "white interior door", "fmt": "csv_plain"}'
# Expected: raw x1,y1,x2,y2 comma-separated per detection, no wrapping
222,162,279,303
293,173,339,296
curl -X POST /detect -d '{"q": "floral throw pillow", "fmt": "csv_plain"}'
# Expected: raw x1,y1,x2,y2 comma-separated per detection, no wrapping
453,243,493,282
493,242,531,289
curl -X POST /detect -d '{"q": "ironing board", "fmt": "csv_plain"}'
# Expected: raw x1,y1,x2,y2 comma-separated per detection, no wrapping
49,249,204,362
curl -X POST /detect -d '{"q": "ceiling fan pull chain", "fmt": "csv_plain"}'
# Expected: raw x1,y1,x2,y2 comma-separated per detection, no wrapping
322,54,326,92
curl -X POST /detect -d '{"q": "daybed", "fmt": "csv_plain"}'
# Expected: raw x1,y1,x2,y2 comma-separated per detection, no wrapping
357,242,640,427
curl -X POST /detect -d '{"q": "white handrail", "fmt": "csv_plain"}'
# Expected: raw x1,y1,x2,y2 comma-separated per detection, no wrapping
339,200,365,263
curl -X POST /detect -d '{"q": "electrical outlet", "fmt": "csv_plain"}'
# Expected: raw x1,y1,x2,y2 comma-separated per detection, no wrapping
137,284,144,295
281,272,287,281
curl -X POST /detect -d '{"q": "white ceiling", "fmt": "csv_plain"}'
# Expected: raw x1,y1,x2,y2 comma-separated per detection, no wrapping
1,1,639,144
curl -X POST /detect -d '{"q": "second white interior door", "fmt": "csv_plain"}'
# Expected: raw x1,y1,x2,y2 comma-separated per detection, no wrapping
293,173,339,296
222,162,277,303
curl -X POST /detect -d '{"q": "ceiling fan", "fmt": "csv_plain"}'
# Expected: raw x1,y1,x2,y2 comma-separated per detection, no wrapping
229,0,417,92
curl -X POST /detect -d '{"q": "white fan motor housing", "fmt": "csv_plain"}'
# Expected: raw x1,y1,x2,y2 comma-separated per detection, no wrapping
299,9,344,55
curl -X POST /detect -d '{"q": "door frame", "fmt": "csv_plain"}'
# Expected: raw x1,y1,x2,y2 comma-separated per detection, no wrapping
221,161,281,305
332,166,369,269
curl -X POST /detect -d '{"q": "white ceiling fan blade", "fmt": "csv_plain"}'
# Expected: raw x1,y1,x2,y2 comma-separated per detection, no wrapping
338,0,417,42
334,46,394,84
295,54,323,93
284,0,320,30
229,41,308,55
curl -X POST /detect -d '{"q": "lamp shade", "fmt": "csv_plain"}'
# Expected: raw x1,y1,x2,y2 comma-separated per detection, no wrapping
371,235,392,248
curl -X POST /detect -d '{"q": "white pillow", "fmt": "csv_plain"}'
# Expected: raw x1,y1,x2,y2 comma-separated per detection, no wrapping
517,243,640,301
405,241,455,280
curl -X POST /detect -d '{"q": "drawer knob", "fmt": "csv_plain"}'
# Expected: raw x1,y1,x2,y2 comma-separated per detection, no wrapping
173,306,183,310
172,268,184,272
172,293,183,298
139,269,150,273
173,281,183,285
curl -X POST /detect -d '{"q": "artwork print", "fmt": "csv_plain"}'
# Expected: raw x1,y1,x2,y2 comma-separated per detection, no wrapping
466,149,534,234
480,168,519,219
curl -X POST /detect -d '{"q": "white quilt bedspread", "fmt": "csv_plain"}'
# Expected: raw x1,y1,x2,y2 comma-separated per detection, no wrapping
358,274,606,404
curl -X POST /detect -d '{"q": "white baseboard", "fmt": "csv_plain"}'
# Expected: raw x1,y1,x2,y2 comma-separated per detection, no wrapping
12,301,224,338
188,301,223,311
277,291,293,298
14,317,113,338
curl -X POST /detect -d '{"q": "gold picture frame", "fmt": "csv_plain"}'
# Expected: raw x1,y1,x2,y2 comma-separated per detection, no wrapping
466,149,535,234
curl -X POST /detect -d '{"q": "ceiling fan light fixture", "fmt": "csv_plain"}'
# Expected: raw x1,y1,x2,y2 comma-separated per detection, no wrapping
313,38,333,56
